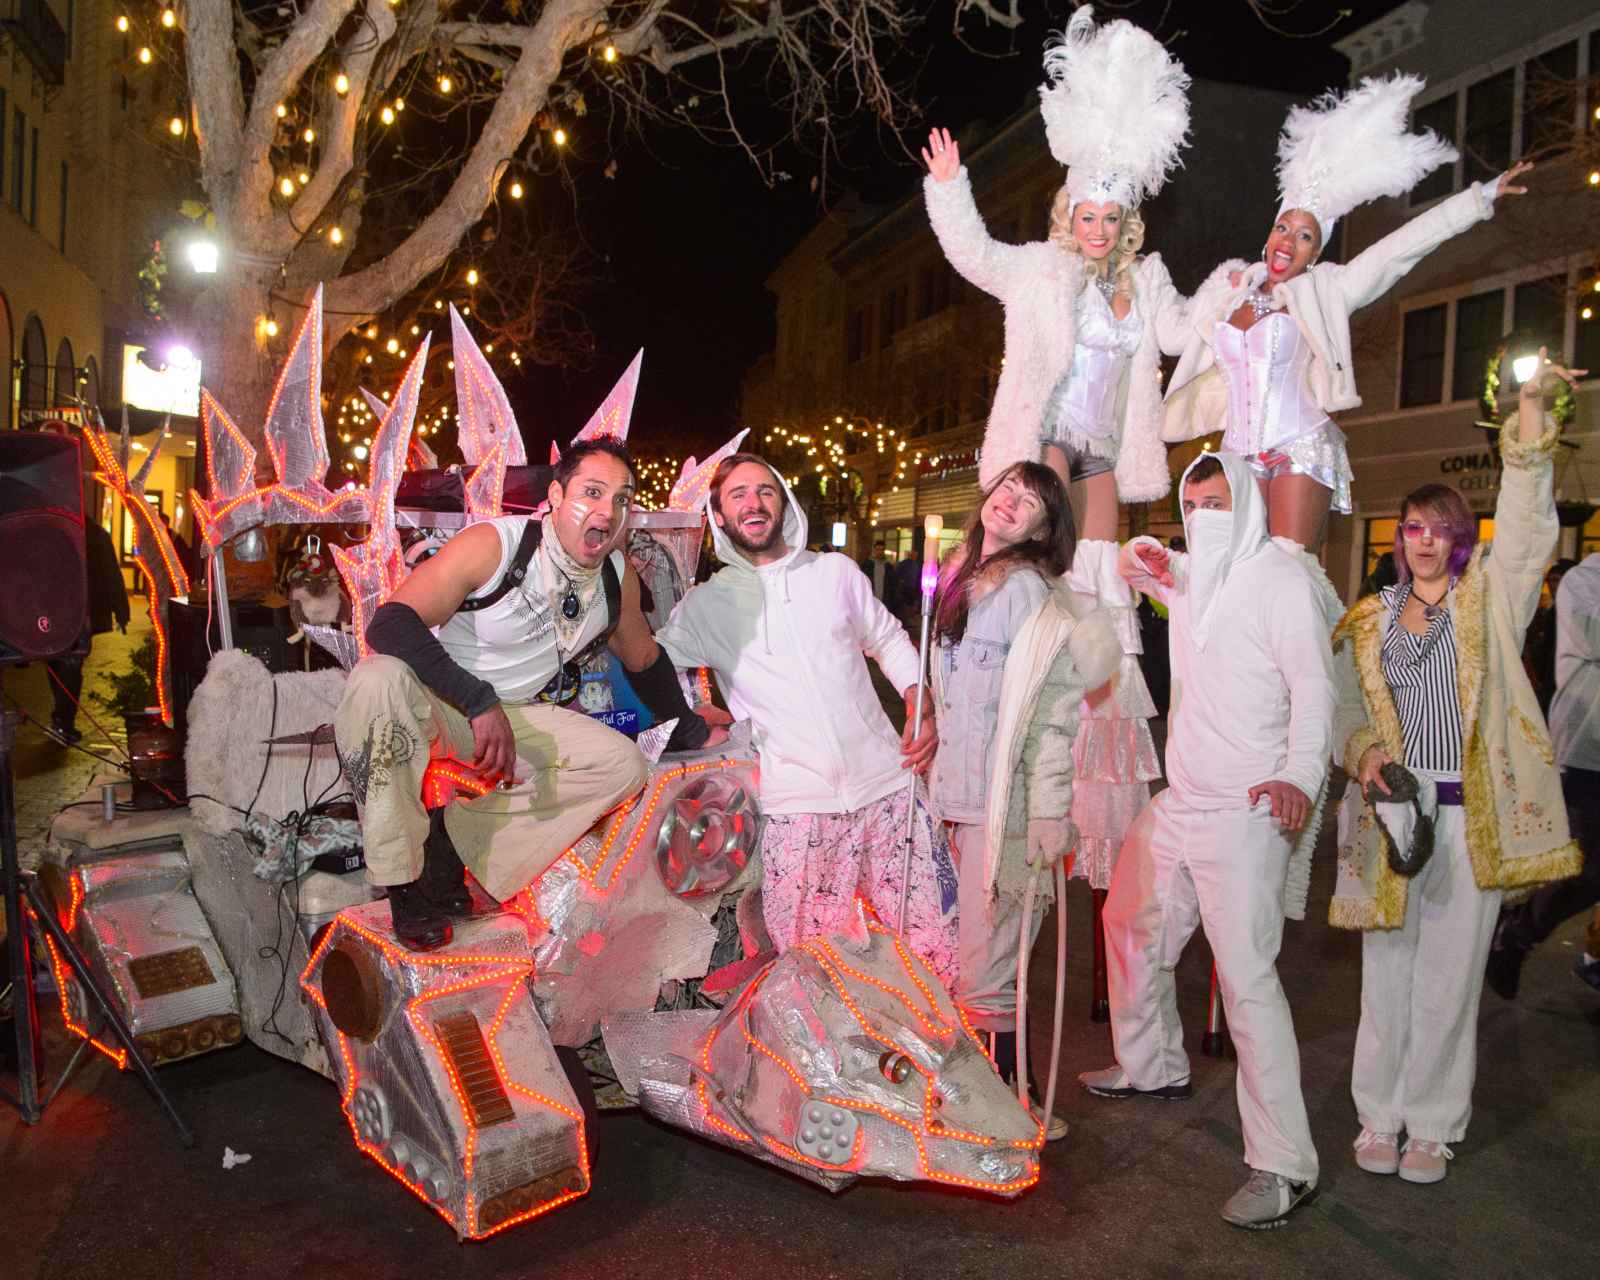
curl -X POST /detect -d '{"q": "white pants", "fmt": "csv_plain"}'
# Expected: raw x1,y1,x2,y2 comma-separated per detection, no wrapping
950,823,1048,1033
1104,791,1319,1185
1352,805,1501,1144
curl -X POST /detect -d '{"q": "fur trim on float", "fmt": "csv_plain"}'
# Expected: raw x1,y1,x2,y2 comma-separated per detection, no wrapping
1039,7,1191,210
1276,73,1457,242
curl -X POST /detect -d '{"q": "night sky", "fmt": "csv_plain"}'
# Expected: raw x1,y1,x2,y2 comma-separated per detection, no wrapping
514,1,1407,461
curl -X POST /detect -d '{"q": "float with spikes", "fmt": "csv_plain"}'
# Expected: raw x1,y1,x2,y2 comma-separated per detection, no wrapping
50,286,1040,1241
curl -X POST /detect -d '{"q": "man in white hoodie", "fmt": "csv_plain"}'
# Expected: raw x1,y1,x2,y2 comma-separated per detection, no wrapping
1079,451,1334,1230
655,454,958,983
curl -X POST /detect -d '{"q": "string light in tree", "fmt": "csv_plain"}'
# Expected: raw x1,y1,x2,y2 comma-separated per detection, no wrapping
276,102,288,119
137,46,152,64
169,116,184,137
380,106,395,125
335,71,350,96
508,179,523,199
329,226,344,245
279,176,296,197
116,15,129,33
552,127,568,147
160,7,176,28
437,74,453,95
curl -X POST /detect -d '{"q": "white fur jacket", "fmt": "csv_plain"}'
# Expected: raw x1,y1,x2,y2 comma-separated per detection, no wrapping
924,168,1188,502
1162,181,1499,443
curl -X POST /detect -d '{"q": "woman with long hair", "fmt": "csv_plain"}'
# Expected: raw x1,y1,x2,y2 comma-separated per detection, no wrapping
923,8,1187,999
1163,74,1531,552
1330,351,1584,1185
928,460,1119,1139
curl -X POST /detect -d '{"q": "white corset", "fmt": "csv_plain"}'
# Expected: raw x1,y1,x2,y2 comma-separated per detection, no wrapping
1213,312,1333,456
1052,288,1141,448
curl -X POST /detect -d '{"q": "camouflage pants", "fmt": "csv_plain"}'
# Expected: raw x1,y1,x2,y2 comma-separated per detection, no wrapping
334,655,648,900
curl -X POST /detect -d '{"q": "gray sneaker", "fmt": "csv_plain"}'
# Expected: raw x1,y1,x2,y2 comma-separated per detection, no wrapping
1078,1064,1193,1101
1220,1168,1314,1229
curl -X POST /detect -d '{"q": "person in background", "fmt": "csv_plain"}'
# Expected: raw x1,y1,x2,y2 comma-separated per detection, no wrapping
859,538,900,613
1521,558,1576,715
1486,547,1600,998
47,518,130,744
157,510,200,585
895,549,923,626
1360,551,1400,600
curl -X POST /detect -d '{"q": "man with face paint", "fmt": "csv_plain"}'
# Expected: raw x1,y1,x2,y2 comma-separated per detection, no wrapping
334,440,724,950
1078,450,1335,1229
652,454,959,984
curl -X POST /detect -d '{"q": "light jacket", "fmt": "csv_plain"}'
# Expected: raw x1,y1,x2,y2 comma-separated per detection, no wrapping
981,582,1121,901
930,567,1051,826
1549,553,1600,772
655,475,921,815
1330,412,1582,930
924,167,1188,501
1162,181,1499,443
1122,451,1337,919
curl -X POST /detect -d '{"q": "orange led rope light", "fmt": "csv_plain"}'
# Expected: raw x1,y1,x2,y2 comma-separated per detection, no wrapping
815,943,949,1041
299,912,590,1238
31,912,129,1070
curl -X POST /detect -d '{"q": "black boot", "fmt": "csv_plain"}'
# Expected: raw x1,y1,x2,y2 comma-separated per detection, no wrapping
992,1031,1020,1087
420,807,473,917
388,880,452,951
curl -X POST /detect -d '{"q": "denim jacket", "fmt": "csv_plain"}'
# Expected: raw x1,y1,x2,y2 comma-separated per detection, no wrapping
931,568,1051,824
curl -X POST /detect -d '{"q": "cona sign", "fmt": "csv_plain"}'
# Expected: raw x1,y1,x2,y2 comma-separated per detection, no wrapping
1438,448,1502,494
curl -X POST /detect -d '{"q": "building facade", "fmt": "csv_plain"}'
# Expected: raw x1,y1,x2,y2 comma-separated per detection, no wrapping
743,79,1296,558
1329,0,1600,597
2,0,193,566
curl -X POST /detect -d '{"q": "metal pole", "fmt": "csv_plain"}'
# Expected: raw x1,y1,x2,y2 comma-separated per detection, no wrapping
1,709,42,1124
1202,961,1229,1057
896,594,933,936
211,547,234,650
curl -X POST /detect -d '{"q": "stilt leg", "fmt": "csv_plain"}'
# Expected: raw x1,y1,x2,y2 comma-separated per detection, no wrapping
1090,888,1110,1023
1201,960,1230,1058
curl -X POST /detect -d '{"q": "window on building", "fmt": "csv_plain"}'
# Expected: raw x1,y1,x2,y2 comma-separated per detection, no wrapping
58,162,68,250
1581,509,1600,561
11,110,24,213
66,0,76,56
1513,275,1567,359
1411,94,1458,204
30,127,39,225
1452,289,1505,403
915,262,951,321
0,90,6,197
1463,69,1514,188
879,283,906,349
846,307,868,364
1399,303,1447,407
1577,267,1600,376
1521,40,1578,160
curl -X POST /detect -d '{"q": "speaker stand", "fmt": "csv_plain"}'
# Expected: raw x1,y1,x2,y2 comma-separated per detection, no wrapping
0,705,194,1146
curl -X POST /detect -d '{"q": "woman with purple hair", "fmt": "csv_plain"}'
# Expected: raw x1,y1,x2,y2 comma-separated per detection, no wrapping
1328,350,1586,1186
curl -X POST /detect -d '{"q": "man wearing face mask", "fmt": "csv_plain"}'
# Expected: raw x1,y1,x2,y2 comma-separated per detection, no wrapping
653,454,958,984
1078,451,1335,1230
334,440,723,950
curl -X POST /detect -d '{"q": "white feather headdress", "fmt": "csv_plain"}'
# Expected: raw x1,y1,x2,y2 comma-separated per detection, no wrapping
1276,72,1457,241
1038,7,1191,209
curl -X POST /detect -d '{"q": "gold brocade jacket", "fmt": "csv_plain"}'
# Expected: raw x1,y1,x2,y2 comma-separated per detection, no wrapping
1329,411,1581,930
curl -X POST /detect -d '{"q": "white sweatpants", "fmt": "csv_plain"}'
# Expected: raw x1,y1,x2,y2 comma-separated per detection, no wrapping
1104,790,1319,1185
950,823,1048,1033
1352,805,1501,1144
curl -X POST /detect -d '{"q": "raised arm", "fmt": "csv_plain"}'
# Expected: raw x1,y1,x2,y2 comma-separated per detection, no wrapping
922,128,1034,301
1329,162,1531,315
1487,350,1584,640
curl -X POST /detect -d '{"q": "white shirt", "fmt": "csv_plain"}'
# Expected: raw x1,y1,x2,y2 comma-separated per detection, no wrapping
1550,554,1600,771
434,515,621,704
1121,452,1334,808
656,481,921,815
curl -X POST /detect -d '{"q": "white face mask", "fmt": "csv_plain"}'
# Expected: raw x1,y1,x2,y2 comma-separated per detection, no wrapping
1185,507,1236,650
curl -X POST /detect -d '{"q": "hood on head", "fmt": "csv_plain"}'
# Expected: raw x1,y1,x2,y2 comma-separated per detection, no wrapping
707,462,809,572
1178,450,1269,560
1178,450,1271,649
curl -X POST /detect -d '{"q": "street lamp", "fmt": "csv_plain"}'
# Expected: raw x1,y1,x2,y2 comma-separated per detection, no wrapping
186,237,219,274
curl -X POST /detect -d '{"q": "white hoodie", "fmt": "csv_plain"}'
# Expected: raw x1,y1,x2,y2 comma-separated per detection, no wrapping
655,473,922,815
1120,451,1334,811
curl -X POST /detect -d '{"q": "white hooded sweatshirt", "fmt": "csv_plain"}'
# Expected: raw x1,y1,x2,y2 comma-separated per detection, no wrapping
1120,451,1334,812
655,472,922,815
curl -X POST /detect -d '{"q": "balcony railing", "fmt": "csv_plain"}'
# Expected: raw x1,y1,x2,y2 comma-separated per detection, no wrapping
2,0,68,87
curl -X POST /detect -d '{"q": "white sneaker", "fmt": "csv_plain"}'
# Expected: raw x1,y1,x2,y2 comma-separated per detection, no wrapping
1353,1127,1400,1175
1028,1099,1070,1143
1398,1138,1453,1184
1220,1168,1315,1229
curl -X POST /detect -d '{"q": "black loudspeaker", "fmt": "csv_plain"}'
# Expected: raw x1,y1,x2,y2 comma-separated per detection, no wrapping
0,433,87,664
168,597,295,734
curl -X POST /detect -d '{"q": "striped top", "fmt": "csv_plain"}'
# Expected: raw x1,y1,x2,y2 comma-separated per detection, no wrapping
1379,583,1462,775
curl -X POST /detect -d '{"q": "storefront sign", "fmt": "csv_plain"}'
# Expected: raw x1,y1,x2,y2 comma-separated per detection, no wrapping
1437,447,1503,494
